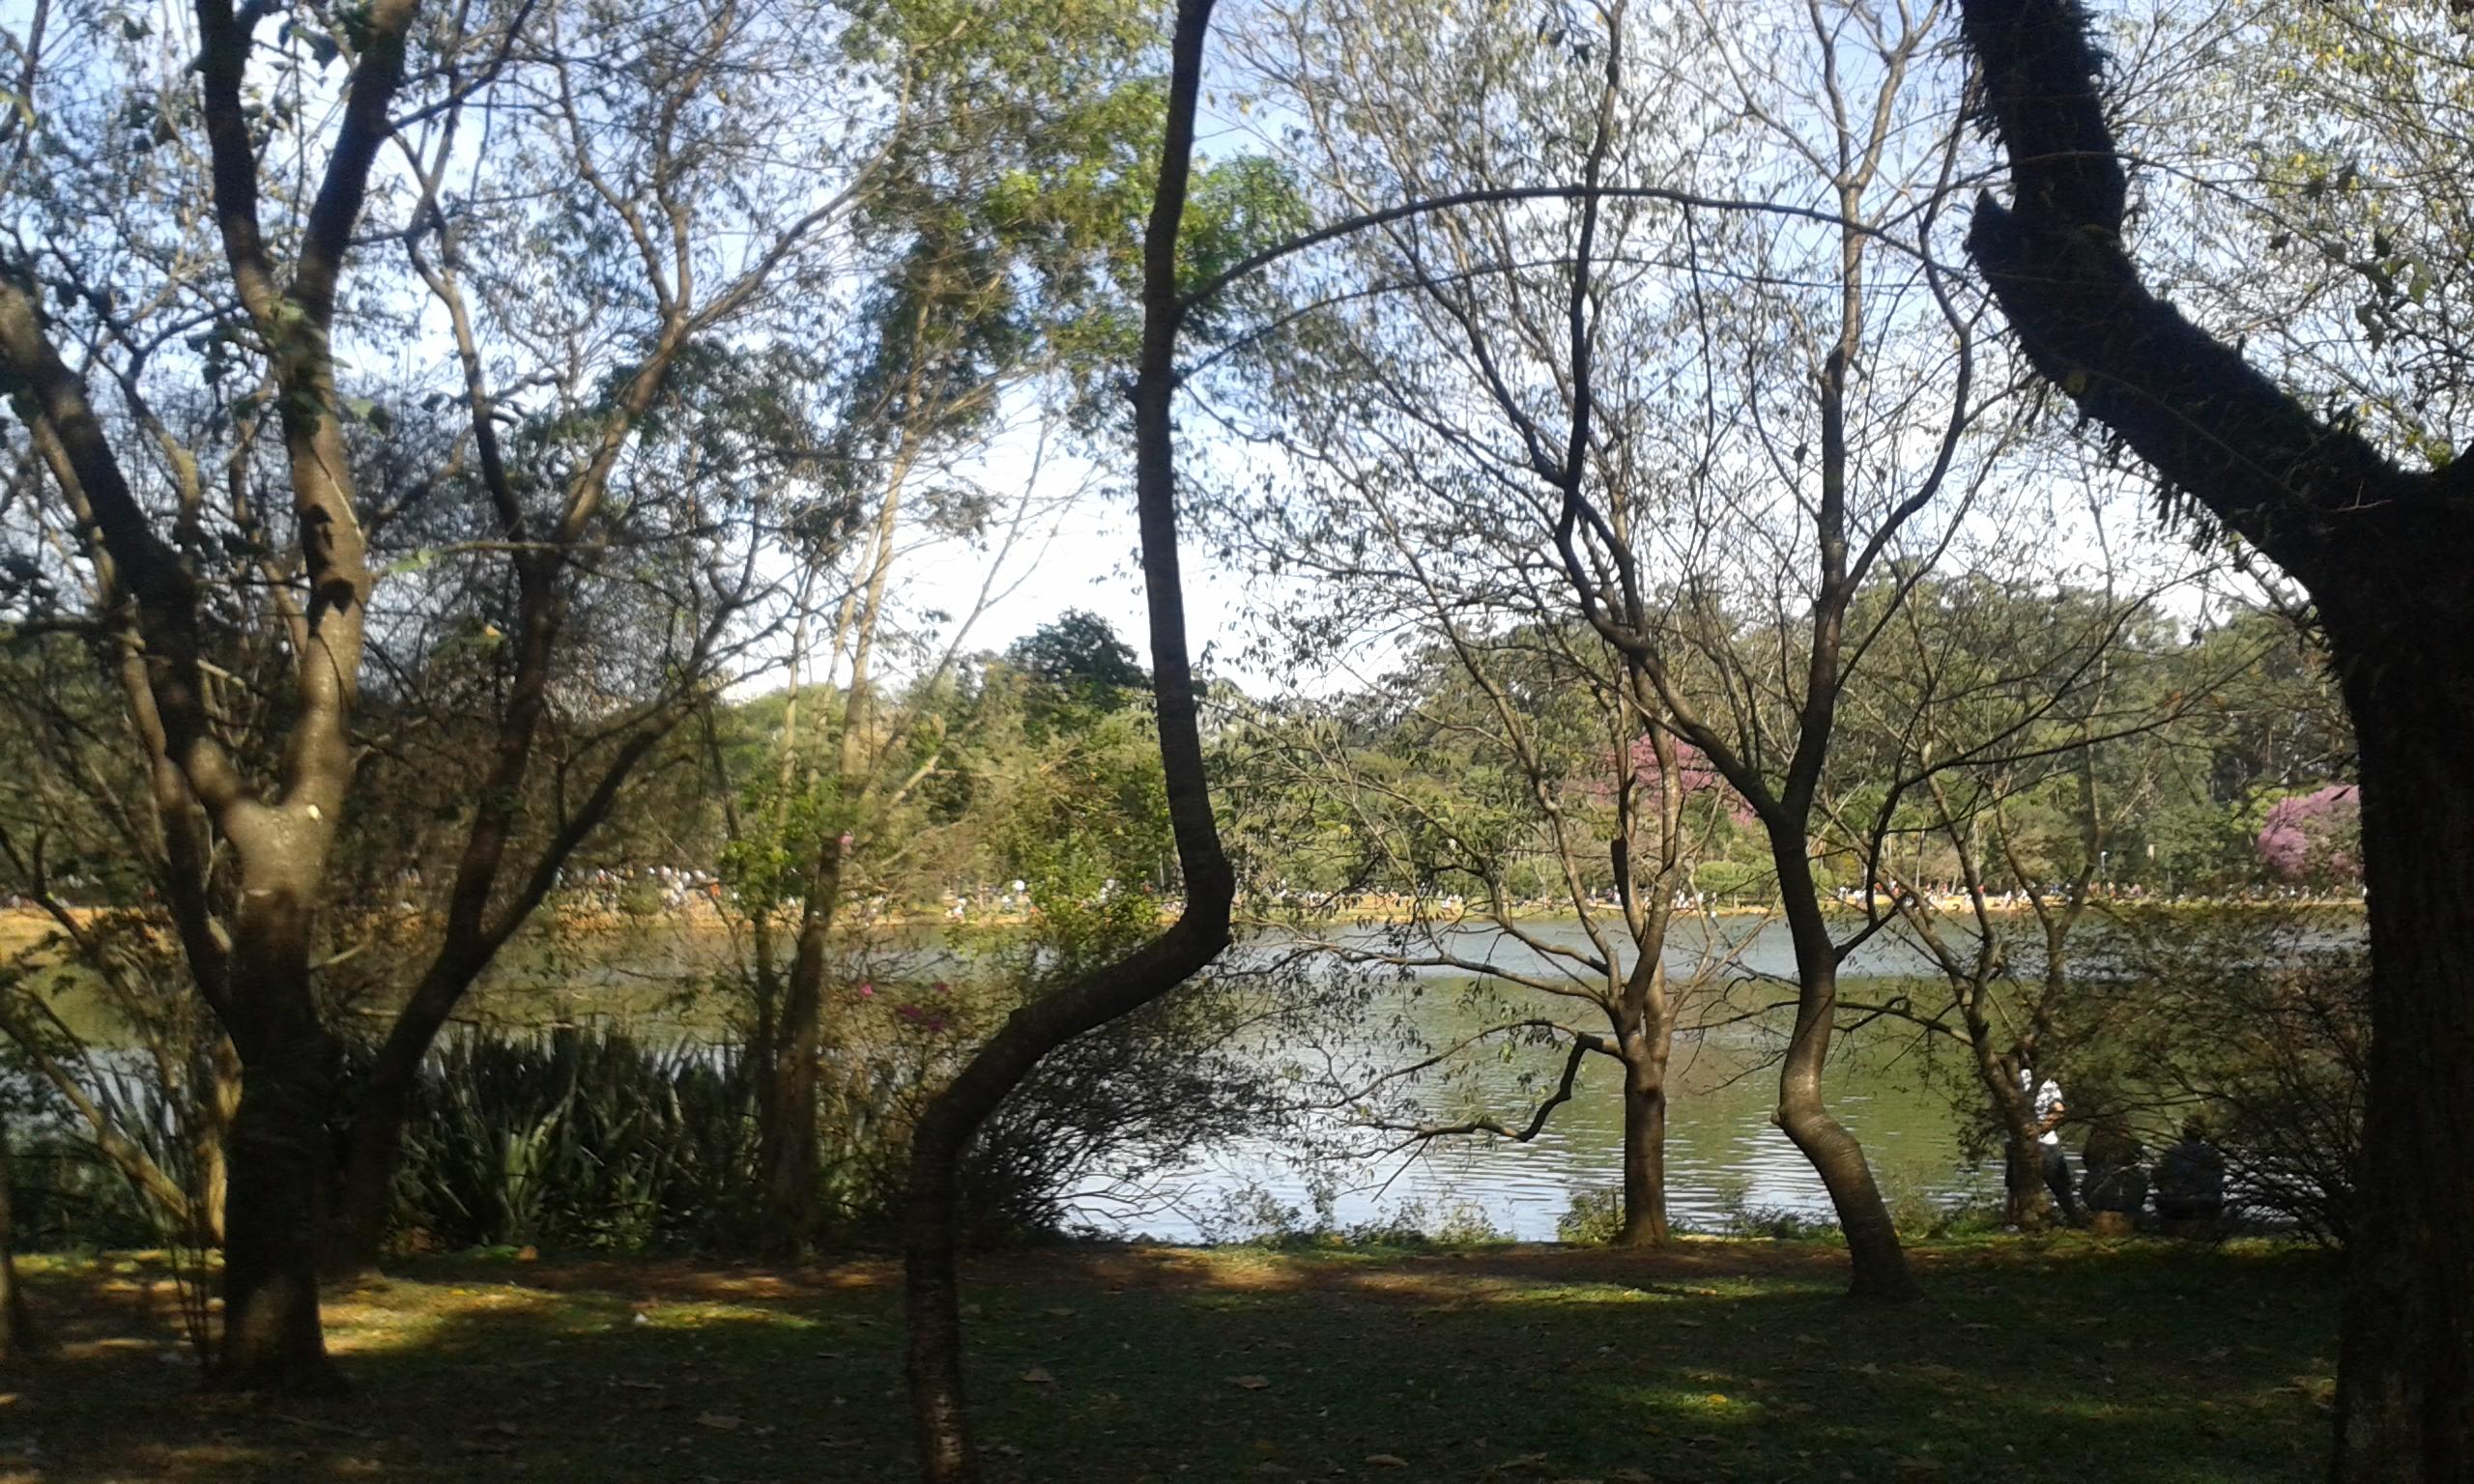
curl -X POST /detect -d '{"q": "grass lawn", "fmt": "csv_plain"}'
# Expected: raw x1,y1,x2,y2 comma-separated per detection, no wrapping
0,1236,2337,1482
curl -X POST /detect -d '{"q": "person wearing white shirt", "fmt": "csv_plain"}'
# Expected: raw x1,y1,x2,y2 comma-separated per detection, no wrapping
2020,1068,2080,1223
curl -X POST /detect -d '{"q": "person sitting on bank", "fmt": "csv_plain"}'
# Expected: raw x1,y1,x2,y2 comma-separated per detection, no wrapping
2155,1117,2228,1224
2080,1117,2148,1231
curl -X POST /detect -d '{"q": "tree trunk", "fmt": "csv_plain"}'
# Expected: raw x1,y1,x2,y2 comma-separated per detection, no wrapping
217,903,345,1394
905,1127,973,1482
765,842,844,1251
1946,1,2474,1470
902,5,1229,1471
1972,1049,2053,1231
1770,842,1918,1299
2329,649,2474,1483
0,1117,38,1359
1999,1127,2052,1232
328,952,483,1276
200,1034,240,1247
330,1141,384,1277
1618,1056,1670,1246
220,1038,342,1391
748,913,782,1139
1773,982,1918,1299
329,1076,406,1278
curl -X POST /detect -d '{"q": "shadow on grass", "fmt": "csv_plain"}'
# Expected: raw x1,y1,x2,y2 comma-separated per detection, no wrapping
0,1239,2338,1484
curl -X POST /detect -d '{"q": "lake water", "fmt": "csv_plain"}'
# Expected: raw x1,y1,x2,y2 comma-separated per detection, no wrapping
1079,917,1994,1241
30,903,2354,1243
463,913,2004,1242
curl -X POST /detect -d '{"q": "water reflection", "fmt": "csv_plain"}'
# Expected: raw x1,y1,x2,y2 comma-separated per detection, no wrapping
454,914,1999,1241
1104,982,1993,1242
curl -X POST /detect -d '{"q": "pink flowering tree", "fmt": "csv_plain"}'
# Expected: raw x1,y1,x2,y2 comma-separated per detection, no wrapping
1627,737,1756,827
2257,785,2362,889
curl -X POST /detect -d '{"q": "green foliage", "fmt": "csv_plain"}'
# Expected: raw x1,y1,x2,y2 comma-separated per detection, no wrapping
380,1030,769,1254
1004,609,1148,744
2085,904,2367,1245
4,1130,159,1251
1555,1185,1625,1245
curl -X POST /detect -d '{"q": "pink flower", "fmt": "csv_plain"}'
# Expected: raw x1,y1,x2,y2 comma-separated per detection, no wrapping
857,982,875,998
932,980,951,994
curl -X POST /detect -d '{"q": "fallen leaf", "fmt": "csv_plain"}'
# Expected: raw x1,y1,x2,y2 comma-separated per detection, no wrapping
696,1413,742,1432
1020,1367,1056,1384
1366,1455,1409,1468
1228,1375,1272,1390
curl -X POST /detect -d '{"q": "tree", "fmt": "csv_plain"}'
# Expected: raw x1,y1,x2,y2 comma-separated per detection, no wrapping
0,1107,39,1360
1235,625,1738,1248
1220,0,2011,1297
0,0,864,1379
1956,0,2474,1472
712,0,1291,1247
901,1,1236,1476
0,0,441,1390
1825,573,2206,1227
1213,0,1776,1249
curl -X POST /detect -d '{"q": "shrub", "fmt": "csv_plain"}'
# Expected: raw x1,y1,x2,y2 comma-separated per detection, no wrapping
381,1030,769,1253
2093,904,2365,1245
1556,1186,1625,1245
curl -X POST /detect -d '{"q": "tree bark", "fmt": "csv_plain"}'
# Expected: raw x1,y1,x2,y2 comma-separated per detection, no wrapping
2329,652,2474,1482
0,1115,39,1360
765,841,844,1249
1618,1045,1670,1246
217,900,345,1392
1770,839,1920,1299
1976,1053,2053,1231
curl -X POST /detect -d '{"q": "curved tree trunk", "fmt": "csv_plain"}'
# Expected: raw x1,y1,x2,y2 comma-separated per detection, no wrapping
1774,977,1917,1300
904,6,1231,1475
1952,1,2474,1470
1770,842,1918,1299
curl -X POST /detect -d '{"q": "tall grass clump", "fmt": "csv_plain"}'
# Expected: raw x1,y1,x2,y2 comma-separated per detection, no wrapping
382,1029,768,1253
